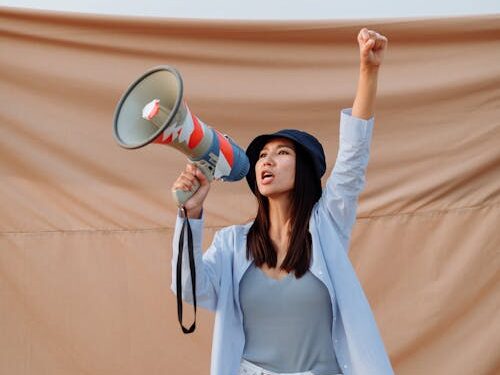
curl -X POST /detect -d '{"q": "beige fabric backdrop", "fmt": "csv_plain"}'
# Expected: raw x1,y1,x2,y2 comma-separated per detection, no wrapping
1,7,499,375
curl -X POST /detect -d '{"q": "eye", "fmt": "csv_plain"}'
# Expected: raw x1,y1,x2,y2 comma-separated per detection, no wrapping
278,149,290,155
259,152,267,159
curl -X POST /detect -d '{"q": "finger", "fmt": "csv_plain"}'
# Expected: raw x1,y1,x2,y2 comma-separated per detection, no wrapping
180,170,196,182
175,176,195,190
363,38,375,54
178,173,198,188
186,163,197,173
195,168,208,185
358,28,369,43
177,176,199,191
185,163,206,184
172,180,193,192
377,35,388,49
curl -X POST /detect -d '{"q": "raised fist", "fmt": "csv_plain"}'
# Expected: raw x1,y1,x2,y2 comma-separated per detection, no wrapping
357,28,388,69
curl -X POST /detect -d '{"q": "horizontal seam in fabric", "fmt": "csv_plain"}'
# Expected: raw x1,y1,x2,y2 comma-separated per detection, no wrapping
0,227,170,236
1,201,498,235
357,201,500,220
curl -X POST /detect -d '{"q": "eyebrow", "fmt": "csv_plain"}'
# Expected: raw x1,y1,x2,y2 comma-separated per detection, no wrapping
260,144,295,152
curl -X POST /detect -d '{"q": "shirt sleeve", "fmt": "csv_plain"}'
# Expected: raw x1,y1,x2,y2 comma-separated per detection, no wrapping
170,212,223,311
316,108,374,252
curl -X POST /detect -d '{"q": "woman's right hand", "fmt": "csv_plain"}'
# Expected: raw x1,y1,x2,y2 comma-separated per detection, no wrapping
171,163,211,218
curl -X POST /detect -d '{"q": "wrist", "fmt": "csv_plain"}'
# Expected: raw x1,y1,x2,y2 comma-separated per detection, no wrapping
359,64,380,76
184,206,203,219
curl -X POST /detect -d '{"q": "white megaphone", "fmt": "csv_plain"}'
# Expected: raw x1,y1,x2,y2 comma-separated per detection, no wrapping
113,66,250,206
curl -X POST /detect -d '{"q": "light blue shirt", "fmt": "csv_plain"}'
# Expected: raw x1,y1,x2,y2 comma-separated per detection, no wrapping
171,108,394,375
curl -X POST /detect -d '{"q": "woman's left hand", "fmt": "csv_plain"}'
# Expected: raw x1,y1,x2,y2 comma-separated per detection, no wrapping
357,28,388,70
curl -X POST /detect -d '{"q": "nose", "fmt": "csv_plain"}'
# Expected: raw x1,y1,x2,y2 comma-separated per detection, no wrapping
260,154,274,167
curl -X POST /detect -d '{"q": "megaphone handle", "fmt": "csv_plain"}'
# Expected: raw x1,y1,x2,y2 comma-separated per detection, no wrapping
172,179,200,207
172,161,213,207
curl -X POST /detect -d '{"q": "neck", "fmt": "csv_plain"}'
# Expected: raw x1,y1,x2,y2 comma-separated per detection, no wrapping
267,194,293,257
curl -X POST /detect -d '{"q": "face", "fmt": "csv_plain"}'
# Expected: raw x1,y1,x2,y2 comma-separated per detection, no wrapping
255,137,296,199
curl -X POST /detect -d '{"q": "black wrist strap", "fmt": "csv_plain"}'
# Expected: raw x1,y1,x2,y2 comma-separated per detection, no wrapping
176,207,197,334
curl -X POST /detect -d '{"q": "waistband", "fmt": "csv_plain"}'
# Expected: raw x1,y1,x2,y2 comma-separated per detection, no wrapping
239,359,342,375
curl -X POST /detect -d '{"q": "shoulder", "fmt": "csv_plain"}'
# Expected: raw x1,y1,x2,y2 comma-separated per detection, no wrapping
215,221,253,241
211,221,253,260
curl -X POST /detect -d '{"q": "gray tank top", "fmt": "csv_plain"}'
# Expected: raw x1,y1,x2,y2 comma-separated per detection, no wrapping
239,262,341,374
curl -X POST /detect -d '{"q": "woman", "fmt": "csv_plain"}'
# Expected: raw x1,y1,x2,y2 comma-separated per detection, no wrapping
171,28,393,375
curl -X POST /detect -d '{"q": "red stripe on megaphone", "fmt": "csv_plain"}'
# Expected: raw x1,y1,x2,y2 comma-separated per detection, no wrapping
153,132,173,144
216,131,234,167
188,113,204,149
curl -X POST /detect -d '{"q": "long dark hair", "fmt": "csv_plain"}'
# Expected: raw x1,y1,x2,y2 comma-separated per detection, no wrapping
246,142,322,278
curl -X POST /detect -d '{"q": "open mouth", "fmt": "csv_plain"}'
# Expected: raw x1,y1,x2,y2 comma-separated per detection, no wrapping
261,171,274,184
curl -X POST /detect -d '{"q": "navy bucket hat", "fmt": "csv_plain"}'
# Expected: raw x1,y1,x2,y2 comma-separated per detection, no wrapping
245,129,326,194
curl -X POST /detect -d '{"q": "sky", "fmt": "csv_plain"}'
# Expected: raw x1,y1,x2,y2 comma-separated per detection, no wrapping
1,0,500,19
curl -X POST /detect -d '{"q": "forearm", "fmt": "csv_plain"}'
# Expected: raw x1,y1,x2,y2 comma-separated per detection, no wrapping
352,66,379,120
171,213,220,310
322,109,374,249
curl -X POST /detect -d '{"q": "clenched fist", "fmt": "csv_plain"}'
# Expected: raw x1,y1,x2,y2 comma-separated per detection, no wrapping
357,28,388,70
172,163,211,218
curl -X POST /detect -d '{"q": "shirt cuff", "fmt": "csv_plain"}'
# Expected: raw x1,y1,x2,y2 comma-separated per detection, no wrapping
340,108,374,143
176,209,204,230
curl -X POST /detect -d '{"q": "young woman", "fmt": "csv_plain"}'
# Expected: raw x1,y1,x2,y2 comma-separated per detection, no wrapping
171,28,393,375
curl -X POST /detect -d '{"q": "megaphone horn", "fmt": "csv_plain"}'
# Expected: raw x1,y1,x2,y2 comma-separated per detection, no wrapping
113,66,249,206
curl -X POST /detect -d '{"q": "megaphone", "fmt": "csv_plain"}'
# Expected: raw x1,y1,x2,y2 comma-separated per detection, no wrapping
113,65,250,206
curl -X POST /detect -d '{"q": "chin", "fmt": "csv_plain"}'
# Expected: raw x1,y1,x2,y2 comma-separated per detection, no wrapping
257,187,271,197
257,185,290,199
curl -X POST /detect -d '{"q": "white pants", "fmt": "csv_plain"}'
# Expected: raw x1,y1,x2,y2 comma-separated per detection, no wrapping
239,359,342,375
